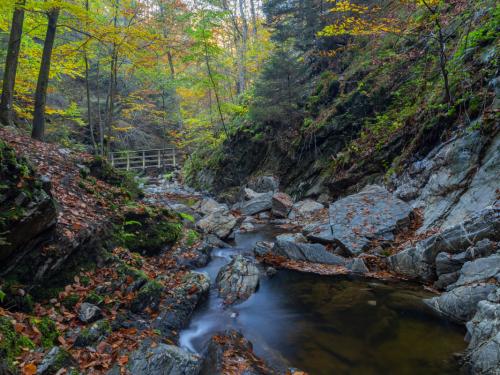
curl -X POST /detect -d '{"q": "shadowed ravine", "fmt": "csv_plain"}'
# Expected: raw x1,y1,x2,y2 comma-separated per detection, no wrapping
179,225,467,375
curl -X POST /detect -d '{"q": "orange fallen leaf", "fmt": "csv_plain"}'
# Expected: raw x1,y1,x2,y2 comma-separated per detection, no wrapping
118,355,129,366
22,363,37,375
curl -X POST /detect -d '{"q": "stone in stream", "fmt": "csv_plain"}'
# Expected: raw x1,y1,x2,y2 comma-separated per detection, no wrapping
272,192,293,218
196,211,237,239
446,254,500,289
78,302,102,323
238,191,273,216
153,272,210,338
273,233,346,265
197,198,228,215
216,255,259,304
127,341,201,375
347,258,369,274
253,241,274,257
306,185,412,256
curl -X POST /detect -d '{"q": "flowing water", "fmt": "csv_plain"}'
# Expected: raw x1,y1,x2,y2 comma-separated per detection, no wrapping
179,225,467,375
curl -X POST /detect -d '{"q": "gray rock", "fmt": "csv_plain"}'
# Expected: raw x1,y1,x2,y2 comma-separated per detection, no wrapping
128,342,201,375
253,241,274,257
216,255,259,304
196,211,237,239
37,347,76,375
465,299,500,375
153,272,210,338
78,302,102,323
240,221,255,232
273,235,345,265
348,258,369,273
388,207,500,281
74,320,111,348
448,254,500,289
198,198,228,215
424,284,496,322
433,271,460,290
307,185,412,255
272,192,293,218
288,200,324,219
247,175,279,193
435,251,467,276
239,192,273,216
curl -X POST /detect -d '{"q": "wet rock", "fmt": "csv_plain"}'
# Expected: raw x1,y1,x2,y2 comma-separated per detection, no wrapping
435,252,467,276
37,347,76,375
216,255,259,304
348,258,369,273
74,320,111,348
288,199,324,219
128,341,201,375
198,198,228,215
266,267,277,277
247,175,279,193
273,233,346,265
131,280,164,313
447,254,500,289
204,234,231,249
240,221,256,232
200,330,273,375
388,207,500,281
196,211,237,239
464,300,500,374
153,272,210,338
253,241,274,257
78,303,102,323
174,243,211,269
434,271,460,290
239,192,273,216
272,192,293,218
307,185,412,255
424,284,496,323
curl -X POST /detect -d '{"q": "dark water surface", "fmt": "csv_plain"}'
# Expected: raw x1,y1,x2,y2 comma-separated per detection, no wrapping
179,226,466,375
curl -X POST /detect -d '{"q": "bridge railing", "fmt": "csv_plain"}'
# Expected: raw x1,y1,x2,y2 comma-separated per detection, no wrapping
109,148,179,171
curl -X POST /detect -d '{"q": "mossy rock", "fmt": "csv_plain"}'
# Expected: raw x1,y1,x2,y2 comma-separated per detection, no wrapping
130,280,164,313
74,320,111,348
0,316,35,372
119,207,182,255
62,294,80,310
37,346,76,375
31,317,59,349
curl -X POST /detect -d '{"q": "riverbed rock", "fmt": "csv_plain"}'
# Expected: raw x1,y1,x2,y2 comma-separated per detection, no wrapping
288,199,324,219
424,284,497,323
435,252,467,276
216,255,259,304
200,330,273,375
78,302,102,323
273,233,346,265
464,299,500,374
306,185,412,255
74,319,111,348
253,241,274,257
239,191,273,216
388,206,500,281
347,258,369,273
128,341,201,375
130,280,164,313
153,272,210,338
37,347,76,375
447,254,500,289
196,211,237,239
198,198,228,215
272,192,293,218
174,243,211,269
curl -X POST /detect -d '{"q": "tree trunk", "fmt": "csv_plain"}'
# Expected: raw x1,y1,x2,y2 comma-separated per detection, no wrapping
249,0,258,37
237,0,248,94
32,8,59,141
0,0,25,126
84,0,96,152
96,61,104,155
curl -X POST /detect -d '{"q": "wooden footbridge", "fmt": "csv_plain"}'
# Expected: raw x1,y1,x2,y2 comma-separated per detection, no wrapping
108,148,181,171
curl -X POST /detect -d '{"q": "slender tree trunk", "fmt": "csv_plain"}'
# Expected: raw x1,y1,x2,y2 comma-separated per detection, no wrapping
167,50,183,130
249,0,258,37
84,0,96,152
0,0,25,126
237,0,248,94
96,61,104,155
32,8,59,141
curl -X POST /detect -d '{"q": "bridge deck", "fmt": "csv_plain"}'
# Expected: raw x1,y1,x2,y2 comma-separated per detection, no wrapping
109,148,179,171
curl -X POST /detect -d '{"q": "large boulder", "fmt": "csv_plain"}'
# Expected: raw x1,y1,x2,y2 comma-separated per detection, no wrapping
153,272,210,338
424,284,496,323
216,255,259,304
273,233,346,265
196,211,237,239
306,185,412,255
198,198,228,215
447,254,500,289
238,192,273,216
128,342,201,375
271,192,293,218
388,207,500,281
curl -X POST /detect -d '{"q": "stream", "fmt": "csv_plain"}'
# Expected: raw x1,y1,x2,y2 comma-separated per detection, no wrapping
178,224,467,374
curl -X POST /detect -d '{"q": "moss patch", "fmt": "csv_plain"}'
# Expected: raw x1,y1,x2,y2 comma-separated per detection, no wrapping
0,316,35,371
